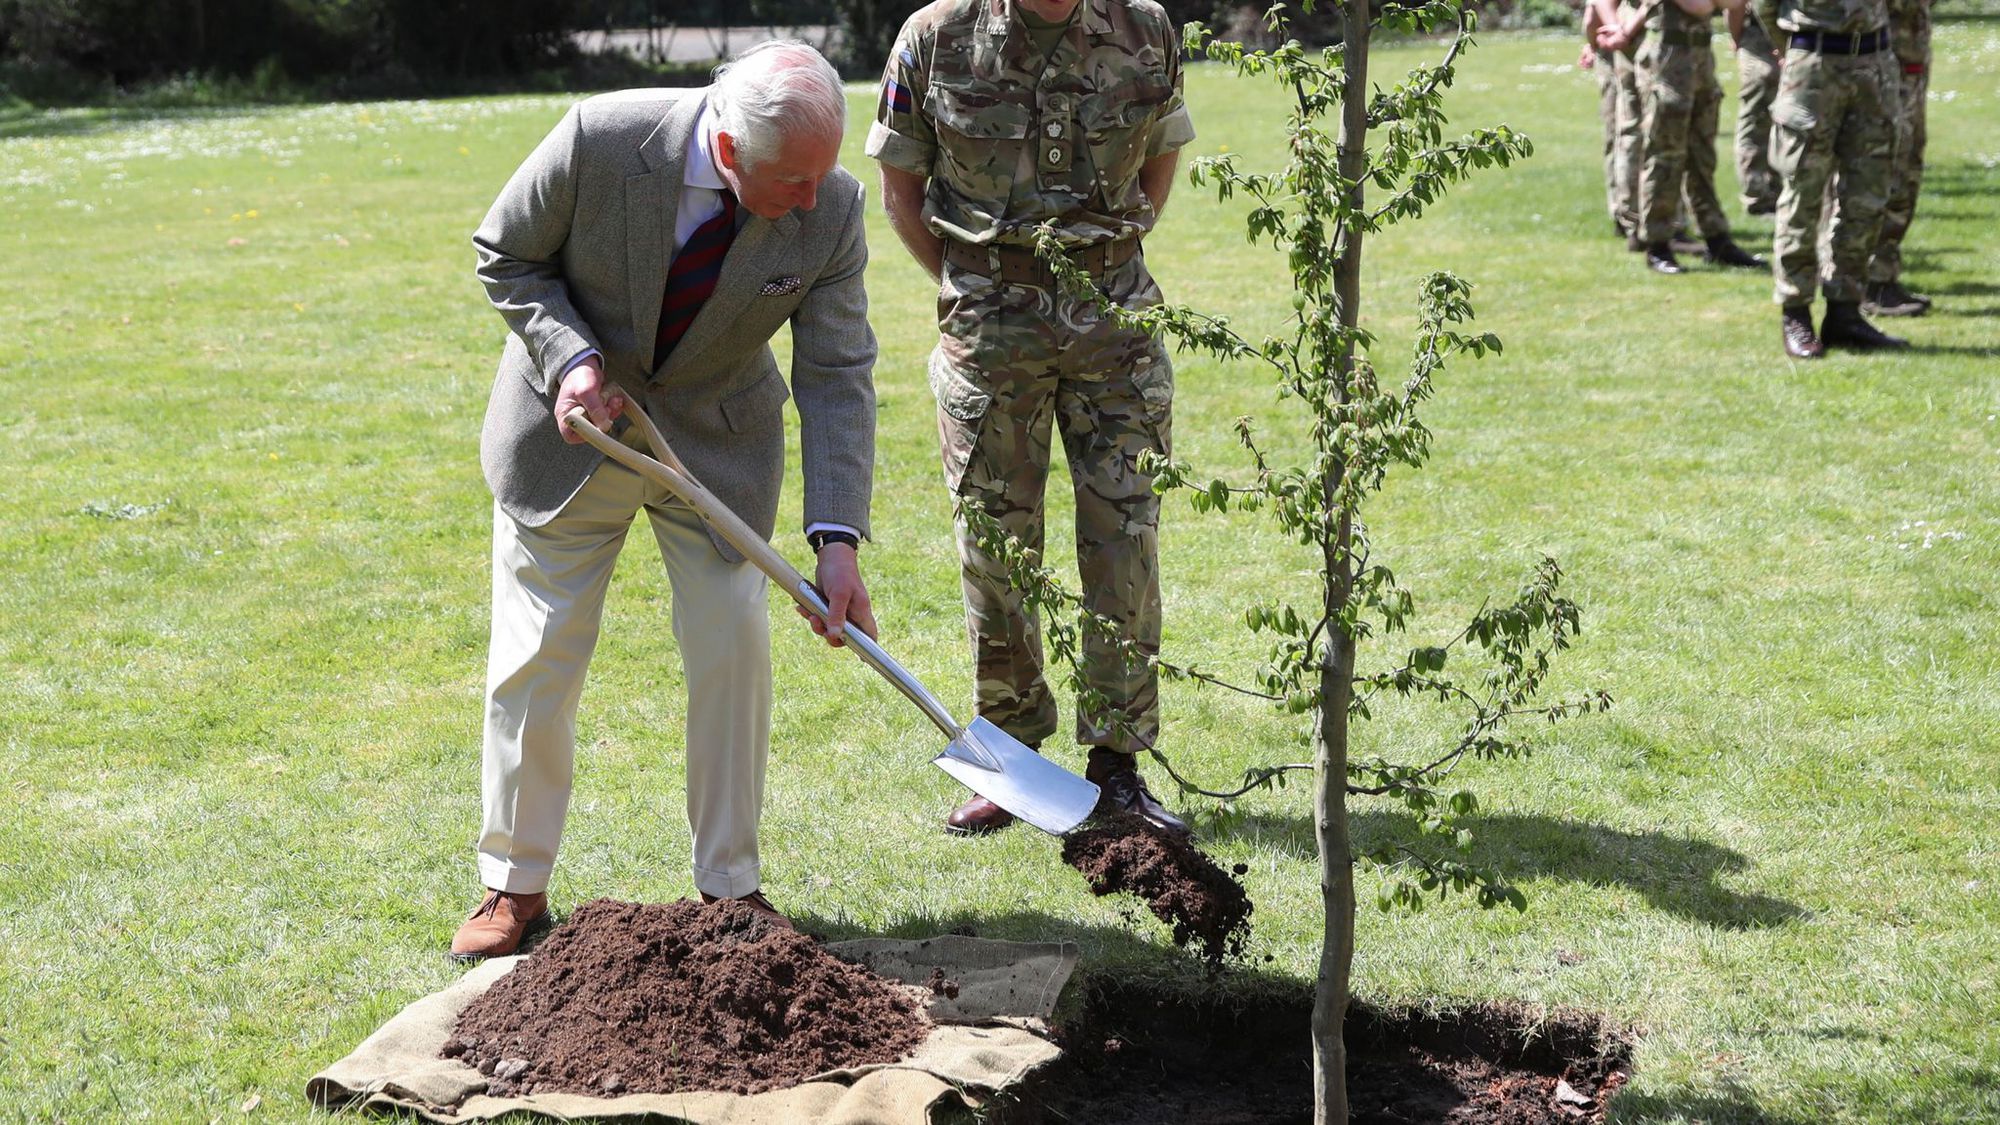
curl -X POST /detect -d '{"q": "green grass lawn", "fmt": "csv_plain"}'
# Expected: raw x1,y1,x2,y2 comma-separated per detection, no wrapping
3,25,1998,1124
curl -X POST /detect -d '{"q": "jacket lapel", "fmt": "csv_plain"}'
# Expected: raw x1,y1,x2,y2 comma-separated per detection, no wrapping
629,94,704,373
663,208,801,373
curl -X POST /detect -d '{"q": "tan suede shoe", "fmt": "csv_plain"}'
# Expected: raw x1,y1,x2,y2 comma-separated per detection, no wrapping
448,889,549,963
700,889,794,931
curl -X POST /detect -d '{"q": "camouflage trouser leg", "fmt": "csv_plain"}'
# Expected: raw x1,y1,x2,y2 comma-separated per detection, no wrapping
1735,40,1780,209
1639,42,1729,244
1596,47,1635,233
1868,64,1927,285
1771,49,1899,306
1613,50,1644,239
931,254,1171,752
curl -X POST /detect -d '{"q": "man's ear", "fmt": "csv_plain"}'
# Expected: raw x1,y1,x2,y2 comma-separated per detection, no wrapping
715,130,739,174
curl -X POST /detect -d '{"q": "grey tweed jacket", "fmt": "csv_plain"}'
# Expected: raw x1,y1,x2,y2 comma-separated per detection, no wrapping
473,88,877,562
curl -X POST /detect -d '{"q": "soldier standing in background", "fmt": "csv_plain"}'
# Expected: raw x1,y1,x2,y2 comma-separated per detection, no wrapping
1584,0,1642,243
1864,0,1933,316
1607,0,1767,273
1760,0,1907,356
868,0,1194,839
1730,5,1782,214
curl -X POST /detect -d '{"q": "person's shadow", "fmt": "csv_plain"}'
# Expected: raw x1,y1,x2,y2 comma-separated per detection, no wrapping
1201,808,1806,931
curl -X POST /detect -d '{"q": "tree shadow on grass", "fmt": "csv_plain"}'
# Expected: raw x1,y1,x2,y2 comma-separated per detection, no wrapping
1905,342,2000,358
0,105,271,141
1202,809,1807,930
1607,1080,1825,1124
1914,160,2000,200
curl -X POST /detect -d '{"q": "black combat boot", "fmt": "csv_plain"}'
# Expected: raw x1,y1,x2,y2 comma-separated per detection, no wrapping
1820,301,1911,351
1781,306,1824,359
1703,235,1767,270
1645,242,1683,274
1863,280,1931,317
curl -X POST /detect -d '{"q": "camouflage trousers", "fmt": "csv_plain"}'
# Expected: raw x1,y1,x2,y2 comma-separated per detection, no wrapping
1596,47,1641,234
1770,47,1899,306
1734,30,1781,211
1867,61,1927,284
930,250,1170,752
1610,48,1645,237
1638,39,1729,243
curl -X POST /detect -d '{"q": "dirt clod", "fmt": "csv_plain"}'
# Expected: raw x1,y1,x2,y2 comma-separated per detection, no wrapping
441,898,932,1099
924,967,961,999
1062,813,1254,969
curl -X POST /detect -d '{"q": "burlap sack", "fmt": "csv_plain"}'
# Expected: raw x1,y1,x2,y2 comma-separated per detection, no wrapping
306,935,1078,1124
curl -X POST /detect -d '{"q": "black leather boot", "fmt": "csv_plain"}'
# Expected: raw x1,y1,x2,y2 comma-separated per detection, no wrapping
1863,280,1930,317
1645,242,1683,274
1820,301,1910,350
1086,748,1191,839
1703,235,1767,270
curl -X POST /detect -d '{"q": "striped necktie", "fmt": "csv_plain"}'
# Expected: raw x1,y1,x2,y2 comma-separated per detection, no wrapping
657,189,738,362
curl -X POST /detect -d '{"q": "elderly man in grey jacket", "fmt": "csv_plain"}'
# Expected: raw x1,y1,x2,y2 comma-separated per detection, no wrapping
451,42,879,960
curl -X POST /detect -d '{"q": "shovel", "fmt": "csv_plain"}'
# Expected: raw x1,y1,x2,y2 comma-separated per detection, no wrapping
562,403,1101,837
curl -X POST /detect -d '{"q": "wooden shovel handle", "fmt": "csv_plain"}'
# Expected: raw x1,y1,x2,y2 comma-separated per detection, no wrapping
562,407,818,611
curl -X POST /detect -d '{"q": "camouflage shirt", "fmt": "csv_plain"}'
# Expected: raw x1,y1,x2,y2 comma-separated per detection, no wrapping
1887,0,1931,65
865,0,1196,250
1758,0,1889,38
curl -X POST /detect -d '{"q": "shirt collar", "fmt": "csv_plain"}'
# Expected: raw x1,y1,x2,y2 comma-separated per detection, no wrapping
686,102,728,192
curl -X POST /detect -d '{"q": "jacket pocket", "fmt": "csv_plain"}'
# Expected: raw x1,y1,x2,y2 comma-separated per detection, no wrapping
719,370,791,434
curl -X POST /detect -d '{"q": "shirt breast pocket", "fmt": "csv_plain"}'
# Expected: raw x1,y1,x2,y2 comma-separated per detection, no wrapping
1080,83,1164,204
927,82,1033,200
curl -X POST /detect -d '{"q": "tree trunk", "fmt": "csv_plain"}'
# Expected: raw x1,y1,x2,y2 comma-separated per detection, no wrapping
1312,1,1370,1124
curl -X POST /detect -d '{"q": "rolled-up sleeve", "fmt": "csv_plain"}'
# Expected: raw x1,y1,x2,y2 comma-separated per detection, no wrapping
1147,24,1196,157
864,30,937,176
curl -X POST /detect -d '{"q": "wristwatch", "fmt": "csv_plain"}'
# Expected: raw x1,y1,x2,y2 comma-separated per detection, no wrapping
808,529,860,554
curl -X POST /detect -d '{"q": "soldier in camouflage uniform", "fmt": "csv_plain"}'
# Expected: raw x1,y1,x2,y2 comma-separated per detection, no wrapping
1615,0,1767,273
1732,8,1782,213
1584,0,1642,241
1760,0,1910,355
867,0,1194,837
1864,0,1933,315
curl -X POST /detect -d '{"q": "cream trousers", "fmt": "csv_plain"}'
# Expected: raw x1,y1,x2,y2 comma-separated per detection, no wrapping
477,459,773,899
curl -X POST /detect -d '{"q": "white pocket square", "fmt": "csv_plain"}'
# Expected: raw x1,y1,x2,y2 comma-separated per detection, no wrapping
759,275,804,297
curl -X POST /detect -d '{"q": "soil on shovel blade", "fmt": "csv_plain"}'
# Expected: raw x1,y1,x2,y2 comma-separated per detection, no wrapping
1062,813,1254,969
1022,978,1633,1125
441,898,931,1099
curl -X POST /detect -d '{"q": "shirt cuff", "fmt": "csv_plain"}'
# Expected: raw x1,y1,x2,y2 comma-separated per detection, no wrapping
865,122,935,176
805,521,861,543
1148,106,1196,158
558,349,602,379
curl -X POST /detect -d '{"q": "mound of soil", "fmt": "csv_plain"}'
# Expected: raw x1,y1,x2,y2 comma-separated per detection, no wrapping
441,898,931,1099
1024,978,1632,1125
1062,813,1254,968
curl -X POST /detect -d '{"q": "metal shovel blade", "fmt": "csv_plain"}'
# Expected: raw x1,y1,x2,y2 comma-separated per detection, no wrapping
932,717,1101,836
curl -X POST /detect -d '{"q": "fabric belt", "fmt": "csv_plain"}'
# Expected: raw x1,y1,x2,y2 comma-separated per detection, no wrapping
942,237,1140,289
1788,28,1889,54
1902,61,1927,74
1659,28,1712,47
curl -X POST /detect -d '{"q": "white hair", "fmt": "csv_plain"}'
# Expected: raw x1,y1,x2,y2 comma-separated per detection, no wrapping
710,41,846,170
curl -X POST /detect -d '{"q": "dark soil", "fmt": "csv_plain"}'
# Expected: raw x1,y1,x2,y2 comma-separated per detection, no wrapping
1018,977,1633,1125
1062,813,1255,969
440,898,931,1099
